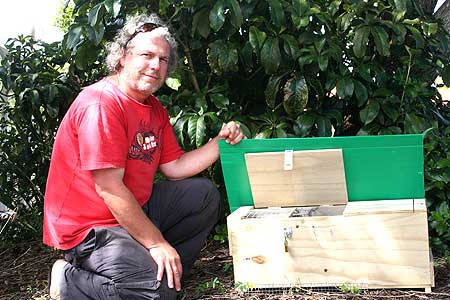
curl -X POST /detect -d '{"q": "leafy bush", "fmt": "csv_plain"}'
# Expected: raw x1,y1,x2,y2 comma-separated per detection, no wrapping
1,0,449,256
0,36,78,240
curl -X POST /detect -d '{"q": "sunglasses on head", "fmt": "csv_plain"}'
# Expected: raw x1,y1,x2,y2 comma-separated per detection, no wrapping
124,22,160,48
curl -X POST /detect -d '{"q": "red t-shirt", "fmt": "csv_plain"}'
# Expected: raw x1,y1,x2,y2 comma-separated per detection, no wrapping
43,78,183,250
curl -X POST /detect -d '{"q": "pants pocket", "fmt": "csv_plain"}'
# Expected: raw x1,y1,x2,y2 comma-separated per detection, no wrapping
114,279,161,300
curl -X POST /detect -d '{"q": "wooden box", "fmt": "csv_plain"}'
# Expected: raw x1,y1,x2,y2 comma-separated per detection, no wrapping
219,135,434,291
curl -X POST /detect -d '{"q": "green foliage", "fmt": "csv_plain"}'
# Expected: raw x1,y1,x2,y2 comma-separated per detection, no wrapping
195,277,225,293
212,223,228,243
424,124,450,257
54,0,77,32
339,282,362,293
1,0,450,256
0,36,78,240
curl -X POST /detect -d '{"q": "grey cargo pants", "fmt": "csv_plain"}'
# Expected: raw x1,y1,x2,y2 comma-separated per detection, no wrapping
58,178,220,300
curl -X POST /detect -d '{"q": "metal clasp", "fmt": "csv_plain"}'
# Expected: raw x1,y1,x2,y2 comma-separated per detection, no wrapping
283,227,293,252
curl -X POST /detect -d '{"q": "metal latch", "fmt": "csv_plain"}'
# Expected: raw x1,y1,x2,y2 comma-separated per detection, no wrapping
283,227,293,252
284,150,293,170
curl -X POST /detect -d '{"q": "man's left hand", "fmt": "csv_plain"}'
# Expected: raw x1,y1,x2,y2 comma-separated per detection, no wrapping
218,121,245,145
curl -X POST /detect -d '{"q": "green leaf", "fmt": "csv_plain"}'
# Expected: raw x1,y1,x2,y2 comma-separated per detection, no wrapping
209,93,229,109
188,115,199,145
165,77,181,91
336,77,354,98
328,0,341,16
387,126,402,134
357,123,380,136
316,117,332,137
422,22,438,36
283,75,309,116
196,115,206,147
208,40,238,74
265,73,285,109
360,101,380,124
275,127,287,137
255,128,273,139
405,113,429,134
292,0,309,17
294,114,314,136
373,88,392,97
47,104,59,118
281,34,300,60
393,10,406,23
88,3,105,27
442,65,450,87
240,41,254,69
353,26,370,58
405,25,425,48
353,80,368,106
318,55,328,71
394,0,407,11
210,0,226,32
48,85,58,104
266,0,285,28
371,26,390,56
31,89,40,107
195,95,208,111
437,159,450,169
380,102,400,121
261,37,281,74
219,45,238,71
249,26,267,55
104,0,121,18
291,0,310,28
227,0,243,28
66,26,83,49
174,115,189,145
193,8,211,38
86,24,105,45
338,12,353,31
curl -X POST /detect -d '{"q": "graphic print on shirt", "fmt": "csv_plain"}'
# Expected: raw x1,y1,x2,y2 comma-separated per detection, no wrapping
128,120,161,164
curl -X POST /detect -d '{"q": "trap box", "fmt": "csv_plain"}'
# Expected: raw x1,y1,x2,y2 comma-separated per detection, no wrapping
219,135,434,291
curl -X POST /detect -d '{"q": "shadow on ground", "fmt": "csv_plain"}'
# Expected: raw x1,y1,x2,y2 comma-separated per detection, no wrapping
1,240,449,300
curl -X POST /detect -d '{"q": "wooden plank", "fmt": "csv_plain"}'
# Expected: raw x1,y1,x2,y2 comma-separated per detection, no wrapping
227,201,432,289
245,149,348,208
343,199,426,215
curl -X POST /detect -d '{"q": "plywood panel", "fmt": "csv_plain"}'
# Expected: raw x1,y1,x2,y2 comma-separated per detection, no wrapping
245,149,348,208
227,201,433,289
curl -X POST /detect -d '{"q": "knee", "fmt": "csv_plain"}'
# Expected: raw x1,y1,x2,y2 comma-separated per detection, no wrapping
191,178,220,216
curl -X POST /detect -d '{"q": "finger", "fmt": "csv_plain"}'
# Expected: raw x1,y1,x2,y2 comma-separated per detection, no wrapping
230,132,245,145
156,261,164,282
224,125,240,141
172,263,182,291
218,125,231,140
165,262,174,289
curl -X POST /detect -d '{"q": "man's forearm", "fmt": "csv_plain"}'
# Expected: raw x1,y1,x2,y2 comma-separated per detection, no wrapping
103,187,165,249
92,169,166,249
162,137,221,180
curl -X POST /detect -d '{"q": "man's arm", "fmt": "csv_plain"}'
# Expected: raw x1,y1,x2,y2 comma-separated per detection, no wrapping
91,168,182,291
160,121,244,180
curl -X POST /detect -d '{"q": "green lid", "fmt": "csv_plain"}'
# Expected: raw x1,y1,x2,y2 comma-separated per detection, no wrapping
219,135,425,212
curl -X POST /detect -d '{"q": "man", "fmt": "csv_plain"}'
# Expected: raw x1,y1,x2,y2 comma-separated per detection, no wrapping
43,13,243,300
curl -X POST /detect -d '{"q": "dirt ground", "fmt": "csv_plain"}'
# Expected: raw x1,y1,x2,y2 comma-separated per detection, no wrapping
1,240,449,300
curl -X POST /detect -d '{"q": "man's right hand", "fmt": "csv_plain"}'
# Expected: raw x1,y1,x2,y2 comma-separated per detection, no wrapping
91,168,183,291
149,242,183,291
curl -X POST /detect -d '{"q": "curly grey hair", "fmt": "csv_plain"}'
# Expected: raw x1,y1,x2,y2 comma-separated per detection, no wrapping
105,13,178,75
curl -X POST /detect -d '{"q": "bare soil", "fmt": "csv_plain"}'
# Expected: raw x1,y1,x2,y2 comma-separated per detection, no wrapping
1,240,449,300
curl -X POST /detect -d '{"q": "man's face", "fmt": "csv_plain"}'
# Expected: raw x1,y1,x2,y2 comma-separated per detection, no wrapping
119,31,170,101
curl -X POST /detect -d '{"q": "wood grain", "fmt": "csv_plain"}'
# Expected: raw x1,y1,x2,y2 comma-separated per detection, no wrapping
228,199,433,289
245,149,348,208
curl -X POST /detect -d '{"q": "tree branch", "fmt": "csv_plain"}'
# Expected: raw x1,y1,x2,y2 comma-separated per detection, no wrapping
178,39,201,94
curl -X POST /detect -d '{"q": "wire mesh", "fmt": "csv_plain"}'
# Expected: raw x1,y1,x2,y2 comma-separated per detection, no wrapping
237,282,369,295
